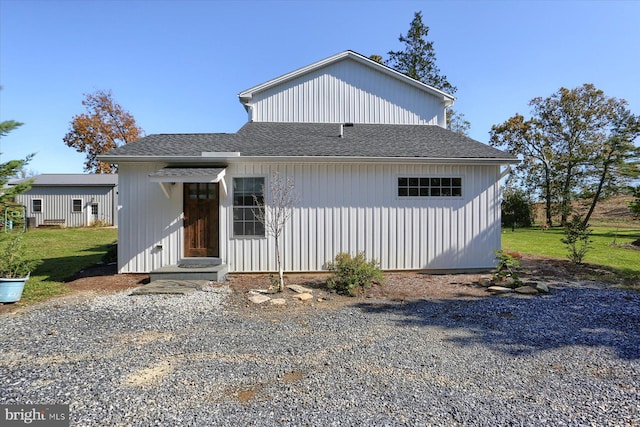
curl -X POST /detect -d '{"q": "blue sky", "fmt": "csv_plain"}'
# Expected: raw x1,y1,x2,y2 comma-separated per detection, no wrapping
1,0,639,174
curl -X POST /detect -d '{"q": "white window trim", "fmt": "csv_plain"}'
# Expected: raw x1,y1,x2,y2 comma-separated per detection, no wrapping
32,198,43,214
72,198,83,213
396,175,464,200
231,176,267,239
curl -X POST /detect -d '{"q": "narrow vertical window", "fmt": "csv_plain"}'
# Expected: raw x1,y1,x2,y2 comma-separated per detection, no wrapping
233,177,265,237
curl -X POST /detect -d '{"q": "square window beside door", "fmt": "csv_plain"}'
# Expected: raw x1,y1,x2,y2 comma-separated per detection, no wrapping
72,199,82,212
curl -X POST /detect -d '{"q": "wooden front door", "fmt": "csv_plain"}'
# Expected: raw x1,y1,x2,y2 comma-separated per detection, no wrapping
183,183,219,257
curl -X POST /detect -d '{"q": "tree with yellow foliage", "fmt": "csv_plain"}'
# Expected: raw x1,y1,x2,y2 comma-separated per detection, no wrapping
63,90,144,173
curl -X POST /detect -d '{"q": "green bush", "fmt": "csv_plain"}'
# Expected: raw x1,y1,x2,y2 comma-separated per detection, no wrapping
326,252,384,296
501,188,534,230
0,234,41,278
561,215,592,264
493,250,523,287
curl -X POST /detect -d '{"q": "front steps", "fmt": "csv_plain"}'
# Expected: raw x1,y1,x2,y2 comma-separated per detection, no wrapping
150,258,228,282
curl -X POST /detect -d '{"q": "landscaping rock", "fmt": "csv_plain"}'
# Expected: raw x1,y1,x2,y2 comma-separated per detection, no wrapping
536,283,550,293
478,276,493,287
514,286,539,295
487,286,513,294
248,294,271,304
270,298,287,306
293,293,314,301
249,289,276,295
287,284,314,294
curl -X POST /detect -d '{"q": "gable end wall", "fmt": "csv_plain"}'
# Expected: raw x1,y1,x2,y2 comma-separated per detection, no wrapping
248,59,446,126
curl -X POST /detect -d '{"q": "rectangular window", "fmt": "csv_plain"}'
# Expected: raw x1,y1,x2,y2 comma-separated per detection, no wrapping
72,199,82,213
398,177,462,197
233,177,265,237
32,199,42,213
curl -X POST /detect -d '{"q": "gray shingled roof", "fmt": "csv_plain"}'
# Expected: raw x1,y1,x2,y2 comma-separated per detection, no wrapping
103,123,516,161
9,174,117,186
149,168,225,179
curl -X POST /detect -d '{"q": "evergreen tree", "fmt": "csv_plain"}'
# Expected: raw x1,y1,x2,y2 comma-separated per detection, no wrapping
386,11,469,135
387,11,456,94
0,119,33,206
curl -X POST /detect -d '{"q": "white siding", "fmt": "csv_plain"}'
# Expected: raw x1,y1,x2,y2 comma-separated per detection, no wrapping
117,161,502,273
14,186,117,227
117,163,183,273
249,59,446,126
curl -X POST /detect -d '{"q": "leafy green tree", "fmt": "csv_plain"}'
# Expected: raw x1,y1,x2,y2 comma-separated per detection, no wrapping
490,114,556,226
491,84,638,227
581,107,640,225
386,11,469,135
1,119,33,206
501,187,533,230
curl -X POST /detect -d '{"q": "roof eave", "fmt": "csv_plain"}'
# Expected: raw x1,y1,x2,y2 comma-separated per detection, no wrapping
100,154,518,166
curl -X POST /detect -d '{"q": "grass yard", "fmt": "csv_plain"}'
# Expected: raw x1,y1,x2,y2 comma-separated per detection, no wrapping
1,227,118,305
502,224,640,280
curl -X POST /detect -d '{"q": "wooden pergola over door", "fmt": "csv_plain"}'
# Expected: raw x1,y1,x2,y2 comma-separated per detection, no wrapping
183,183,219,257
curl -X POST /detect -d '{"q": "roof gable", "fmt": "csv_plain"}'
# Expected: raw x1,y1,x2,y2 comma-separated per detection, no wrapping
239,51,455,106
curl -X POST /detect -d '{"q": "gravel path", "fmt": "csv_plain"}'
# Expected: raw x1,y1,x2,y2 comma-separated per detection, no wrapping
1,282,639,426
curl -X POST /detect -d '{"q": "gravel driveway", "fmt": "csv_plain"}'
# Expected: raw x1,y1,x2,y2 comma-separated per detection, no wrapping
1,280,639,426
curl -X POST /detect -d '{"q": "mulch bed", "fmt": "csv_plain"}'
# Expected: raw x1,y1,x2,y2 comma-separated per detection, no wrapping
1,254,628,315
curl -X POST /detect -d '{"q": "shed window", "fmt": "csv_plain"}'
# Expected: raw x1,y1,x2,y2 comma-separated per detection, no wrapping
72,199,82,213
398,177,462,197
32,199,42,213
232,177,265,237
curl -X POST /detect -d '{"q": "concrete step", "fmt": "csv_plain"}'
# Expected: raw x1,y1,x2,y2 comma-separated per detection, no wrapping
150,263,228,282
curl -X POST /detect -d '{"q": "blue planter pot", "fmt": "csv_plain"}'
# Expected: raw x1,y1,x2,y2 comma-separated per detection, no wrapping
0,275,29,303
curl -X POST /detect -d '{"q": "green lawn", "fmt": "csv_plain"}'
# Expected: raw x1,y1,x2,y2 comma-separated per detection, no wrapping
1,227,118,305
502,225,640,280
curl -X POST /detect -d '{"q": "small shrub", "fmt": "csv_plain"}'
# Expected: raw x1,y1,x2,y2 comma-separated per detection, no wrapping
561,215,592,264
493,250,522,287
0,234,41,278
628,186,640,218
326,252,384,296
268,273,281,291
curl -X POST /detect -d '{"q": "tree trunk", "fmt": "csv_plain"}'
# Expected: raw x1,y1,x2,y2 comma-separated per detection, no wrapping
544,161,553,226
560,163,575,226
583,151,613,227
274,237,284,292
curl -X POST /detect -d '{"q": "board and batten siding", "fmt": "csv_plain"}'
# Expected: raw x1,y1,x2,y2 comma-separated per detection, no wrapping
14,186,117,227
248,59,446,126
117,162,501,274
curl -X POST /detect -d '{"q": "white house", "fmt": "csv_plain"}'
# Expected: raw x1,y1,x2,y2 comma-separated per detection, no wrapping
100,50,517,277
10,174,118,228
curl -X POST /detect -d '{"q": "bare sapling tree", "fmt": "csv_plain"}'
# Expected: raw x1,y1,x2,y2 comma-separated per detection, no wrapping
253,171,299,292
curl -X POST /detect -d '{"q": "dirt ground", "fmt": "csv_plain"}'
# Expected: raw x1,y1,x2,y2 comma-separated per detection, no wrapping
2,253,628,315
